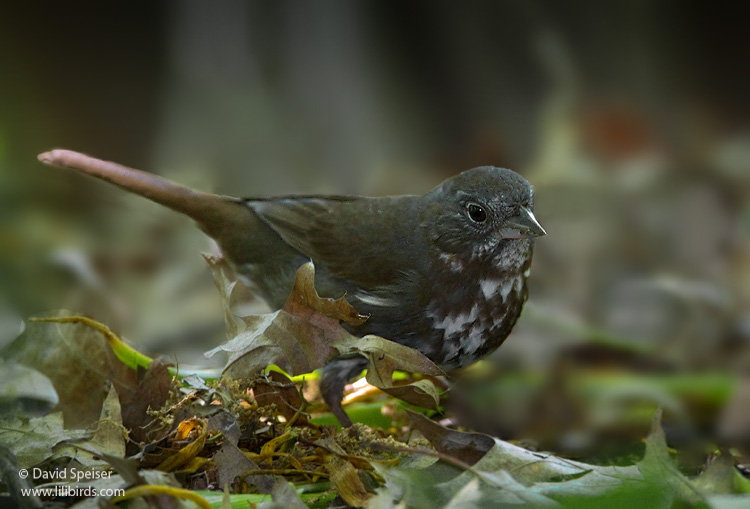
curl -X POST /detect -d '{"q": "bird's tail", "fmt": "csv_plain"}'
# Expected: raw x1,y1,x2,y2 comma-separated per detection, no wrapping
37,149,267,264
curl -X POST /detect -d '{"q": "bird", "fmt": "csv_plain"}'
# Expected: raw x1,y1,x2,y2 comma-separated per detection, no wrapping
38,149,546,426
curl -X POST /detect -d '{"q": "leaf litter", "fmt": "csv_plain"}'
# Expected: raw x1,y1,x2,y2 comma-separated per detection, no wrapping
0,258,741,507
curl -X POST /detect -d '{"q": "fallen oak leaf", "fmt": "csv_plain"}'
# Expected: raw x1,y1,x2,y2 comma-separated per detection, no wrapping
284,260,369,327
370,412,692,506
27,314,220,381
120,359,173,447
214,440,276,494
7,311,138,428
205,262,351,376
51,385,127,466
412,412,642,490
0,412,89,469
353,336,444,410
28,314,154,372
636,408,705,506
208,309,341,377
207,262,445,410
408,411,494,466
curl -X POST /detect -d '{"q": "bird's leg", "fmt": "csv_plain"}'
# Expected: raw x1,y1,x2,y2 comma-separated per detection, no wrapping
319,356,369,427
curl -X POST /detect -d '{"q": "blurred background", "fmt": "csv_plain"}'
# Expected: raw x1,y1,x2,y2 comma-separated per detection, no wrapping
1,1,749,467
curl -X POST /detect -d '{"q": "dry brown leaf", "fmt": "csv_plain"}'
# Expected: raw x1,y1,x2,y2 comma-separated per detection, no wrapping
52,385,128,466
282,261,369,326
120,359,173,446
206,262,445,409
4,310,137,429
408,411,494,466
324,455,372,507
215,441,275,494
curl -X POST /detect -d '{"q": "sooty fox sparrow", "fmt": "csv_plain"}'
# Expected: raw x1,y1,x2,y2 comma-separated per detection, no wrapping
39,149,546,426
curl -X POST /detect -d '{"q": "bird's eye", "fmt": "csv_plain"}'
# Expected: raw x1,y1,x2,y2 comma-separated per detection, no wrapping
466,203,487,223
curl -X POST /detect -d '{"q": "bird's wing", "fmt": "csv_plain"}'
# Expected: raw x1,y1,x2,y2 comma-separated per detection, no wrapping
246,195,424,292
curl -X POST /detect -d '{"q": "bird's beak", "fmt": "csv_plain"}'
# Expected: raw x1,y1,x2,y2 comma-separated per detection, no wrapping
501,206,547,239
